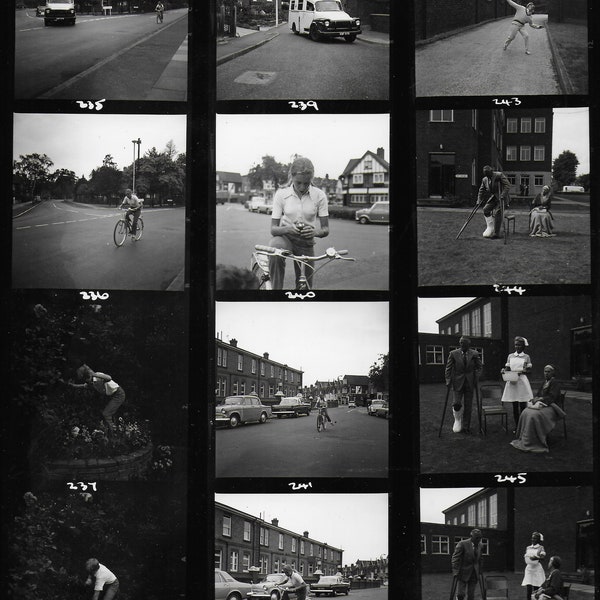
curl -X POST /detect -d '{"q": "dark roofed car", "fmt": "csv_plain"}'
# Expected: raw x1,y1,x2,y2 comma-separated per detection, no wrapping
215,569,253,600
215,394,271,428
271,396,311,418
248,573,299,600
310,575,350,596
355,201,389,224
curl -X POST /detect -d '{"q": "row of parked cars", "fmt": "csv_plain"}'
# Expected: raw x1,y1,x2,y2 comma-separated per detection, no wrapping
216,569,350,600
215,394,312,428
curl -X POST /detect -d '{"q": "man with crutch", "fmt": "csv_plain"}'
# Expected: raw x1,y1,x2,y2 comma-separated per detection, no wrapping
451,529,485,600
478,165,511,239
444,337,482,435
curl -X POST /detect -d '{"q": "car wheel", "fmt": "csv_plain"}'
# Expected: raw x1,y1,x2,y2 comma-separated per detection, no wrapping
270,590,280,600
359,216,369,224
228,594,242,600
344,34,357,42
259,412,268,424
309,24,321,42
229,414,240,428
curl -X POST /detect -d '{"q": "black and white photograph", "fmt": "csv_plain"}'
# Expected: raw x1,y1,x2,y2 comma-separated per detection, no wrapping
8,290,188,485
12,113,187,291
216,114,389,291
420,486,594,600
416,107,590,286
14,0,189,100
216,0,389,101
5,484,186,600
214,302,389,478
215,493,389,599
414,0,588,97
417,296,593,473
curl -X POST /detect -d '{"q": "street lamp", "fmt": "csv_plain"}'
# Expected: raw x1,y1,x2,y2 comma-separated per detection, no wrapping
131,138,141,192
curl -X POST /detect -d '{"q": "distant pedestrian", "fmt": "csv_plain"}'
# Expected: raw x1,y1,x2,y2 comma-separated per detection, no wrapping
503,1,545,55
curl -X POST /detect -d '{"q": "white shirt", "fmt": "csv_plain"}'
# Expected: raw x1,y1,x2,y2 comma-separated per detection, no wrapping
94,564,117,591
271,185,328,228
122,193,143,209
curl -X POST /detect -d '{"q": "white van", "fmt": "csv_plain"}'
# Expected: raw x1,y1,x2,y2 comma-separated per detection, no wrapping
562,185,585,193
289,0,361,42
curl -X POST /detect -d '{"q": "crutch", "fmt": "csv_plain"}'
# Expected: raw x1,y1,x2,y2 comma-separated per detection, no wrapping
479,573,487,600
449,575,458,600
438,384,452,437
475,380,483,436
456,199,484,239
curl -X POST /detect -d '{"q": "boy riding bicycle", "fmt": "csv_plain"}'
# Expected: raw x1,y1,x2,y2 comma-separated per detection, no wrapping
119,189,143,238
317,396,333,424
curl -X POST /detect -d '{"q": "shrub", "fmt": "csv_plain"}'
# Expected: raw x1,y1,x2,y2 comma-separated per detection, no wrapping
328,205,358,220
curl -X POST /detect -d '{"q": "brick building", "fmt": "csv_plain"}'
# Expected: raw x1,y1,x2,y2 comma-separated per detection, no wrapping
216,338,303,404
216,171,243,203
418,296,592,384
215,502,343,581
338,148,389,207
415,109,504,202
503,109,553,199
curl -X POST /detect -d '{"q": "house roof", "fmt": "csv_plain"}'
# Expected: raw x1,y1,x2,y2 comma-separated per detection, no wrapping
340,150,390,178
343,375,370,385
216,171,243,183
436,298,485,324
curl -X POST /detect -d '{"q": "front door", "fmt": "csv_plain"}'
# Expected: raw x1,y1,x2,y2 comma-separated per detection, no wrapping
429,153,456,197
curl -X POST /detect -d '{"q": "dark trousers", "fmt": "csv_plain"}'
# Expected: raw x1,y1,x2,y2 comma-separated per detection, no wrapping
512,401,526,428
125,207,141,235
268,235,315,289
455,384,474,431
457,571,479,600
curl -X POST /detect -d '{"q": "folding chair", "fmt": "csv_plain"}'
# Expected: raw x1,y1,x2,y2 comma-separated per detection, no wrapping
485,575,509,599
480,385,508,436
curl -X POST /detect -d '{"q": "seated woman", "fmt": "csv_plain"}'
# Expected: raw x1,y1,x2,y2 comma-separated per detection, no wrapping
534,556,564,600
510,365,566,453
529,185,555,237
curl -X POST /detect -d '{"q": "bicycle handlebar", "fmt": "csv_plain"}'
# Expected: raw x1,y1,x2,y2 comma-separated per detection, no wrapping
254,245,354,261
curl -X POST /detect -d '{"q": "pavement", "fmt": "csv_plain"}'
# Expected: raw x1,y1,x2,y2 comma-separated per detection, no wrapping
415,14,561,96
217,22,389,65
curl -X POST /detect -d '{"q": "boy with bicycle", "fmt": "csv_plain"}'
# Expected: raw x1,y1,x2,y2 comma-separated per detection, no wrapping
119,189,143,239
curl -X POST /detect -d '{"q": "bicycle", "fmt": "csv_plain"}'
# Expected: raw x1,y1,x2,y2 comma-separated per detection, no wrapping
316,406,335,432
156,8,163,23
251,245,355,290
113,208,144,247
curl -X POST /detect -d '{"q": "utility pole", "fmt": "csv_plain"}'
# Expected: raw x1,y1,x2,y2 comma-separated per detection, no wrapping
131,138,141,192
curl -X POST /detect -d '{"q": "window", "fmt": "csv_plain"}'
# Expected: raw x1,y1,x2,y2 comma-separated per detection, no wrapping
300,541,305,555
310,543,314,556
420,534,427,554
217,347,223,366
251,383,256,393
534,175,544,186
292,538,297,553
453,517,458,525
215,550,223,569
237,354,243,371
521,118,532,133
364,158,373,170
260,362,265,376
240,381,246,394
520,146,531,161
260,556,269,574
291,561,296,570
506,174,516,186
373,172,385,183
244,521,251,541
230,550,239,572
460,513,466,525
300,563,305,575
284,369,288,382
279,534,284,550
308,563,314,576
471,309,481,337
506,118,518,133
425,345,444,365
534,146,545,161
260,384,265,397
481,538,490,556
352,173,364,185
274,559,280,573
270,365,274,377
489,494,498,528
432,535,450,554
232,381,238,394
318,546,322,557
251,359,257,374
350,195,366,203
223,516,232,537
506,146,517,161
260,527,269,546
269,385,274,397
468,504,476,526
478,499,487,527
222,350,227,367
243,553,251,572
290,372,294,383
483,303,492,337
454,323,460,333
461,314,470,335
430,110,454,122
217,377,227,397
535,117,546,133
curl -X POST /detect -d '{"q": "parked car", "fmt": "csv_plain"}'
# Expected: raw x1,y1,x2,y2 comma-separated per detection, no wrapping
562,185,585,193
367,399,385,416
215,569,253,600
215,395,271,428
248,196,267,212
375,401,389,418
32,195,42,204
355,201,389,224
347,399,356,408
271,396,311,418
248,573,301,600
256,202,273,215
310,575,351,596
42,0,76,25
288,0,361,42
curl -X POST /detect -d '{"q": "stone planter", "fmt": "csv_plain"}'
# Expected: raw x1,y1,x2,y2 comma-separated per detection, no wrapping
43,443,153,481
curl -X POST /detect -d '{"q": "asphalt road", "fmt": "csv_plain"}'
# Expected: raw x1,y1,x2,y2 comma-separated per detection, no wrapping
324,585,388,600
217,29,389,100
216,204,389,290
12,201,185,290
215,405,389,478
14,8,188,99
415,15,559,96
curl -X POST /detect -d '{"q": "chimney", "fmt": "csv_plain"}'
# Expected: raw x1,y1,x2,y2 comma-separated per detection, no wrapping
376,147,385,159
263,352,269,359
271,518,279,527
303,531,309,538
229,338,238,347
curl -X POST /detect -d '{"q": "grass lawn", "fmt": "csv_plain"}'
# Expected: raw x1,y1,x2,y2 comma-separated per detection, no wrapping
547,20,588,95
422,571,526,600
419,383,593,473
417,208,590,286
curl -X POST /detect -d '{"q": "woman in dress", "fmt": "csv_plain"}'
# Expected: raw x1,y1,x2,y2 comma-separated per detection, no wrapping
534,556,564,600
510,365,566,453
501,336,533,431
522,532,546,599
530,185,555,237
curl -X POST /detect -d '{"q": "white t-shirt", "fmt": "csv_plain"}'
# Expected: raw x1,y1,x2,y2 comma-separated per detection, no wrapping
94,564,117,591
272,185,329,229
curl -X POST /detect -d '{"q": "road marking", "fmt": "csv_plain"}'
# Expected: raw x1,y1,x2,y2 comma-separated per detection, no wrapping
18,13,138,32
16,226,32,230
51,222,66,225
35,223,49,227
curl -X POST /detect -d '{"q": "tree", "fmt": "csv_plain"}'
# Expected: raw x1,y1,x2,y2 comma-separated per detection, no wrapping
247,155,289,191
50,169,77,199
574,173,590,191
88,160,123,202
13,153,54,199
368,353,389,392
552,150,579,188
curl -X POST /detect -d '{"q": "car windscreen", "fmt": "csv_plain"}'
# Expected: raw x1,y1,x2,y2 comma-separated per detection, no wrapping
222,397,244,405
315,1,342,11
318,577,338,583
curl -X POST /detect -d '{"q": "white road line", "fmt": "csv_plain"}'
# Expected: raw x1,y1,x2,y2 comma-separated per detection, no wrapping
16,226,32,230
35,223,49,227
51,222,66,225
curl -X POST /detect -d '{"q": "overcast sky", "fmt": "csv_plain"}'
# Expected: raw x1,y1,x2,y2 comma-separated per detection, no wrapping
552,107,589,174
216,493,388,566
215,302,388,385
216,114,390,178
13,113,187,179
418,298,476,334
420,488,483,524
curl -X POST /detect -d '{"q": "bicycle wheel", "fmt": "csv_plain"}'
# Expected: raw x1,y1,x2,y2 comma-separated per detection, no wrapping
251,261,272,290
316,414,323,432
113,220,128,247
134,218,144,241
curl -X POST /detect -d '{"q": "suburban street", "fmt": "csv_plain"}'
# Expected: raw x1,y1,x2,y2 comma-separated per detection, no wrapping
12,201,185,290
217,204,389,290
215,405,388,478
14,8,188,99
217,26,389,100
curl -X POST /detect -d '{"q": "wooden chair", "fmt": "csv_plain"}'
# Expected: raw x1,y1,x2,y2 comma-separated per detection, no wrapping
480,385,508,436
553,391,568,439
504,212,516,233
485,575,509,599
561,582,572,599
